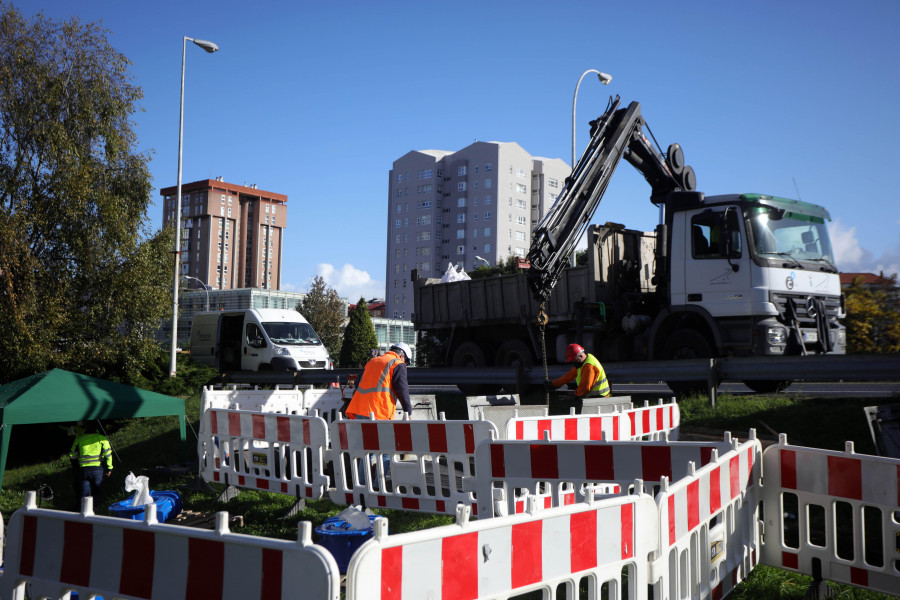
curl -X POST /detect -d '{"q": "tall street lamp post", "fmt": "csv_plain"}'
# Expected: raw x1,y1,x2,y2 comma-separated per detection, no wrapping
572,69,612,167
169,36,219,378
183,275,210,311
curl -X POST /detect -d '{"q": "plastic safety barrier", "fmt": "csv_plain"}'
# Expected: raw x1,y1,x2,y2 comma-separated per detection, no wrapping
200,385,346,423
474,435,739,519
345,495,659,600
199,407,330,499
506,399,680,442
329,415,497,515
0,492,340,600
650,434,762,600
759,435,900,596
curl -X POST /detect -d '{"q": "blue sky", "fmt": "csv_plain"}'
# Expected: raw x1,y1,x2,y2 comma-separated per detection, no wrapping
26,0,900,300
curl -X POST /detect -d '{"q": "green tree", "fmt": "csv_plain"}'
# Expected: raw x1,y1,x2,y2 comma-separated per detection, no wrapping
339,298,378,368
0,5,172,384
842,274,900,354
298,275,344,360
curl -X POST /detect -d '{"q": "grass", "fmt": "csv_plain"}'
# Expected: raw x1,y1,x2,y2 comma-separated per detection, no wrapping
1,380,896,599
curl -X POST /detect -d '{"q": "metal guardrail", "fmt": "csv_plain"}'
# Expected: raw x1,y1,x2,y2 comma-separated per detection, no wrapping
217,354,900,389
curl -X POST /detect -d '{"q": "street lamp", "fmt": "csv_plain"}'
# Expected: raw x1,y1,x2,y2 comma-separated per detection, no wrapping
169,36,219,378
572,69,612,167
475,255,490,268
183,275,210,311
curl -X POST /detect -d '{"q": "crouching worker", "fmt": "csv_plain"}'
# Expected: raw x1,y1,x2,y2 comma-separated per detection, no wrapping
545,343,610,414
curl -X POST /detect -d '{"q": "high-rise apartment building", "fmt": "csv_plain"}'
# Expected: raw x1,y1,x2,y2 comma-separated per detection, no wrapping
160,178,287,290
386,141,569,319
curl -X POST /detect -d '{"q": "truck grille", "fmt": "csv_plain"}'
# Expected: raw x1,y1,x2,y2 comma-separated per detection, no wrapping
770,292,841,323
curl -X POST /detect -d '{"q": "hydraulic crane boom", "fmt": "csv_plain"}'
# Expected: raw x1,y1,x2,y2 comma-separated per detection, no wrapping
525,96,696,304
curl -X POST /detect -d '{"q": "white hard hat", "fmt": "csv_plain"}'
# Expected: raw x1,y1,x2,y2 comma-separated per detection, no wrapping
391,342,412,363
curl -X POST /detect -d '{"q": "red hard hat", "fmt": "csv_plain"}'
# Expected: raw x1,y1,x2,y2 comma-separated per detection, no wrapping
565,343,585,362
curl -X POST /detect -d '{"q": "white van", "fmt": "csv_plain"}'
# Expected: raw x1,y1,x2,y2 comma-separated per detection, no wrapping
190,308,333,372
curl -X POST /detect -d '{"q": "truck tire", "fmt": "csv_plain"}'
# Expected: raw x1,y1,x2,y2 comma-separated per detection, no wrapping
495,339,536,394
743,380,792,394
662,329,712,399
451,341,502,396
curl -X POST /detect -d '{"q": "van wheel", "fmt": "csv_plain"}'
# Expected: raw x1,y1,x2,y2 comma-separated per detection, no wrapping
663,329,712,399
452,341,501,396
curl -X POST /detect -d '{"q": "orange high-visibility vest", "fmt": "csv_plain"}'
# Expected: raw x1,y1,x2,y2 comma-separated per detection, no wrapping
346,351,403,420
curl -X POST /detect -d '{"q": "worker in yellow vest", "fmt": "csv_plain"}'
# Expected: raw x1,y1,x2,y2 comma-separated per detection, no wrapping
546,343,611,413
69,421,113,504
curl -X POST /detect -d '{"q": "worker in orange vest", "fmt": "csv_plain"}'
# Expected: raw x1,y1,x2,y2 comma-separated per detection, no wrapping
545,343,610,414
346,342,413,420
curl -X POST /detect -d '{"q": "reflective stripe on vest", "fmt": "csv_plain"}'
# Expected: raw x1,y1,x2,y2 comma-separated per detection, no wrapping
70,434,112,469
576,353,611,396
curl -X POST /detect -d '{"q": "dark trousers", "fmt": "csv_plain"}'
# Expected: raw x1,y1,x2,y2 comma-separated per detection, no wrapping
78,466,105,502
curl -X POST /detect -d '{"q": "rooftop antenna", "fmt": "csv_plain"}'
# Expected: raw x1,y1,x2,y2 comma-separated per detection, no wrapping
792,177,803,201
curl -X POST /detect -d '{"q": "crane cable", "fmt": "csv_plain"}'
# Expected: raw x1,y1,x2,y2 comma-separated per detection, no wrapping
538,302,550,403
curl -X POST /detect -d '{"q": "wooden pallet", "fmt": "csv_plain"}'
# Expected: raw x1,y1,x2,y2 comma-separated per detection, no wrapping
171,509,244,530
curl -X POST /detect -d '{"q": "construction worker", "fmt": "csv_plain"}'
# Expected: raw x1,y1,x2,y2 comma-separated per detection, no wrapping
545,343,610,414
345,342,413,421
69,421,113,504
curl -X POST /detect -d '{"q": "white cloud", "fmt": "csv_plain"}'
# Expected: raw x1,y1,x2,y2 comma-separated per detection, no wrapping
316,263,385,301
829,219,900,277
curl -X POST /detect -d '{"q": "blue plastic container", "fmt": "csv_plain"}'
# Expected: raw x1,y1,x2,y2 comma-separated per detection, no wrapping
108,490,182,523
315,515,380,572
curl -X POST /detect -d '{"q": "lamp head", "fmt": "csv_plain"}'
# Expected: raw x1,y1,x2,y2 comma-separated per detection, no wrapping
192,38,219,53
596,72,612,85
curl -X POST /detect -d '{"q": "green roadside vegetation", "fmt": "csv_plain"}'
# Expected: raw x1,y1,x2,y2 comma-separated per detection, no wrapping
0,373,895,599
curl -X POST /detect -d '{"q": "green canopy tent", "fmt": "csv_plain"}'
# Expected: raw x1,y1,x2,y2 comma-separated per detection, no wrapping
0,369,186,493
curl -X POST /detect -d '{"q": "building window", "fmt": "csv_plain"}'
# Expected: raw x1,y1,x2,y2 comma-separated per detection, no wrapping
423,169,433,179
457,166,466,176
485,179,492,189
517,199,527,210
456,229,465,239
457,197,466,208
485,163,492,172
515,231,526,241
457,182,467,191
517,168,527,178
516,215,526,226
516,183,527,194
484,212,491,220
456,245,465,255
395,219,401,228
483,244,491,253
484,196,491,205
483,227,491,236
457,214,466,223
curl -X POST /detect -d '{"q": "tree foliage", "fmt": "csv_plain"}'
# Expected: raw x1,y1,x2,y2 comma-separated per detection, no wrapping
842,274,900,354
468,255,526,279
339,298,378,368
298,275,344,360
0,5,173,383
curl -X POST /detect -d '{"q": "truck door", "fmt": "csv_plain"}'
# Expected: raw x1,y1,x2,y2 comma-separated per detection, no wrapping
682,206,752,317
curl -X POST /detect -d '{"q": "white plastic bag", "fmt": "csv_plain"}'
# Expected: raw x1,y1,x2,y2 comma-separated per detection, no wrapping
124,471,153,507
336,505,373,530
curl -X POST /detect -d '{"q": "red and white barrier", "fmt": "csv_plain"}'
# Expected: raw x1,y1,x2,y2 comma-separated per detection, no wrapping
328,415,497,515
345,495,659,600
199,407,331,499
759,435,900,596
474,436,738,518
627,400,681,441
650,434,762,599
0,492,340,600
505,399,680,442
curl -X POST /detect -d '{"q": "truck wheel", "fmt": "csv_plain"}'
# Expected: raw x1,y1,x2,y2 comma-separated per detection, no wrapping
743,380,792,394
495,339,536,394
663,329,712,399
452,341,501,396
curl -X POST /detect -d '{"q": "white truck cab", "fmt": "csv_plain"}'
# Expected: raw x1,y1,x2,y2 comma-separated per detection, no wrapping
190,308,333,372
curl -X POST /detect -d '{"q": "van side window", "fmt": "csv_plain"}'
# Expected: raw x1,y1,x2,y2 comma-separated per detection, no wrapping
246,323,266,348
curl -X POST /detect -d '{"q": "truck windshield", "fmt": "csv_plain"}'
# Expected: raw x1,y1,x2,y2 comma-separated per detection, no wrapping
746,207,836,271
262,322,321,345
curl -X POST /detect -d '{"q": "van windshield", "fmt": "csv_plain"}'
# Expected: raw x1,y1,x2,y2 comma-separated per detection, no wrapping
262,321,321,345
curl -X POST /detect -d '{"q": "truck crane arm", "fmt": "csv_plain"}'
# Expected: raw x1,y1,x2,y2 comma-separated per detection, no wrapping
525,96,695,304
